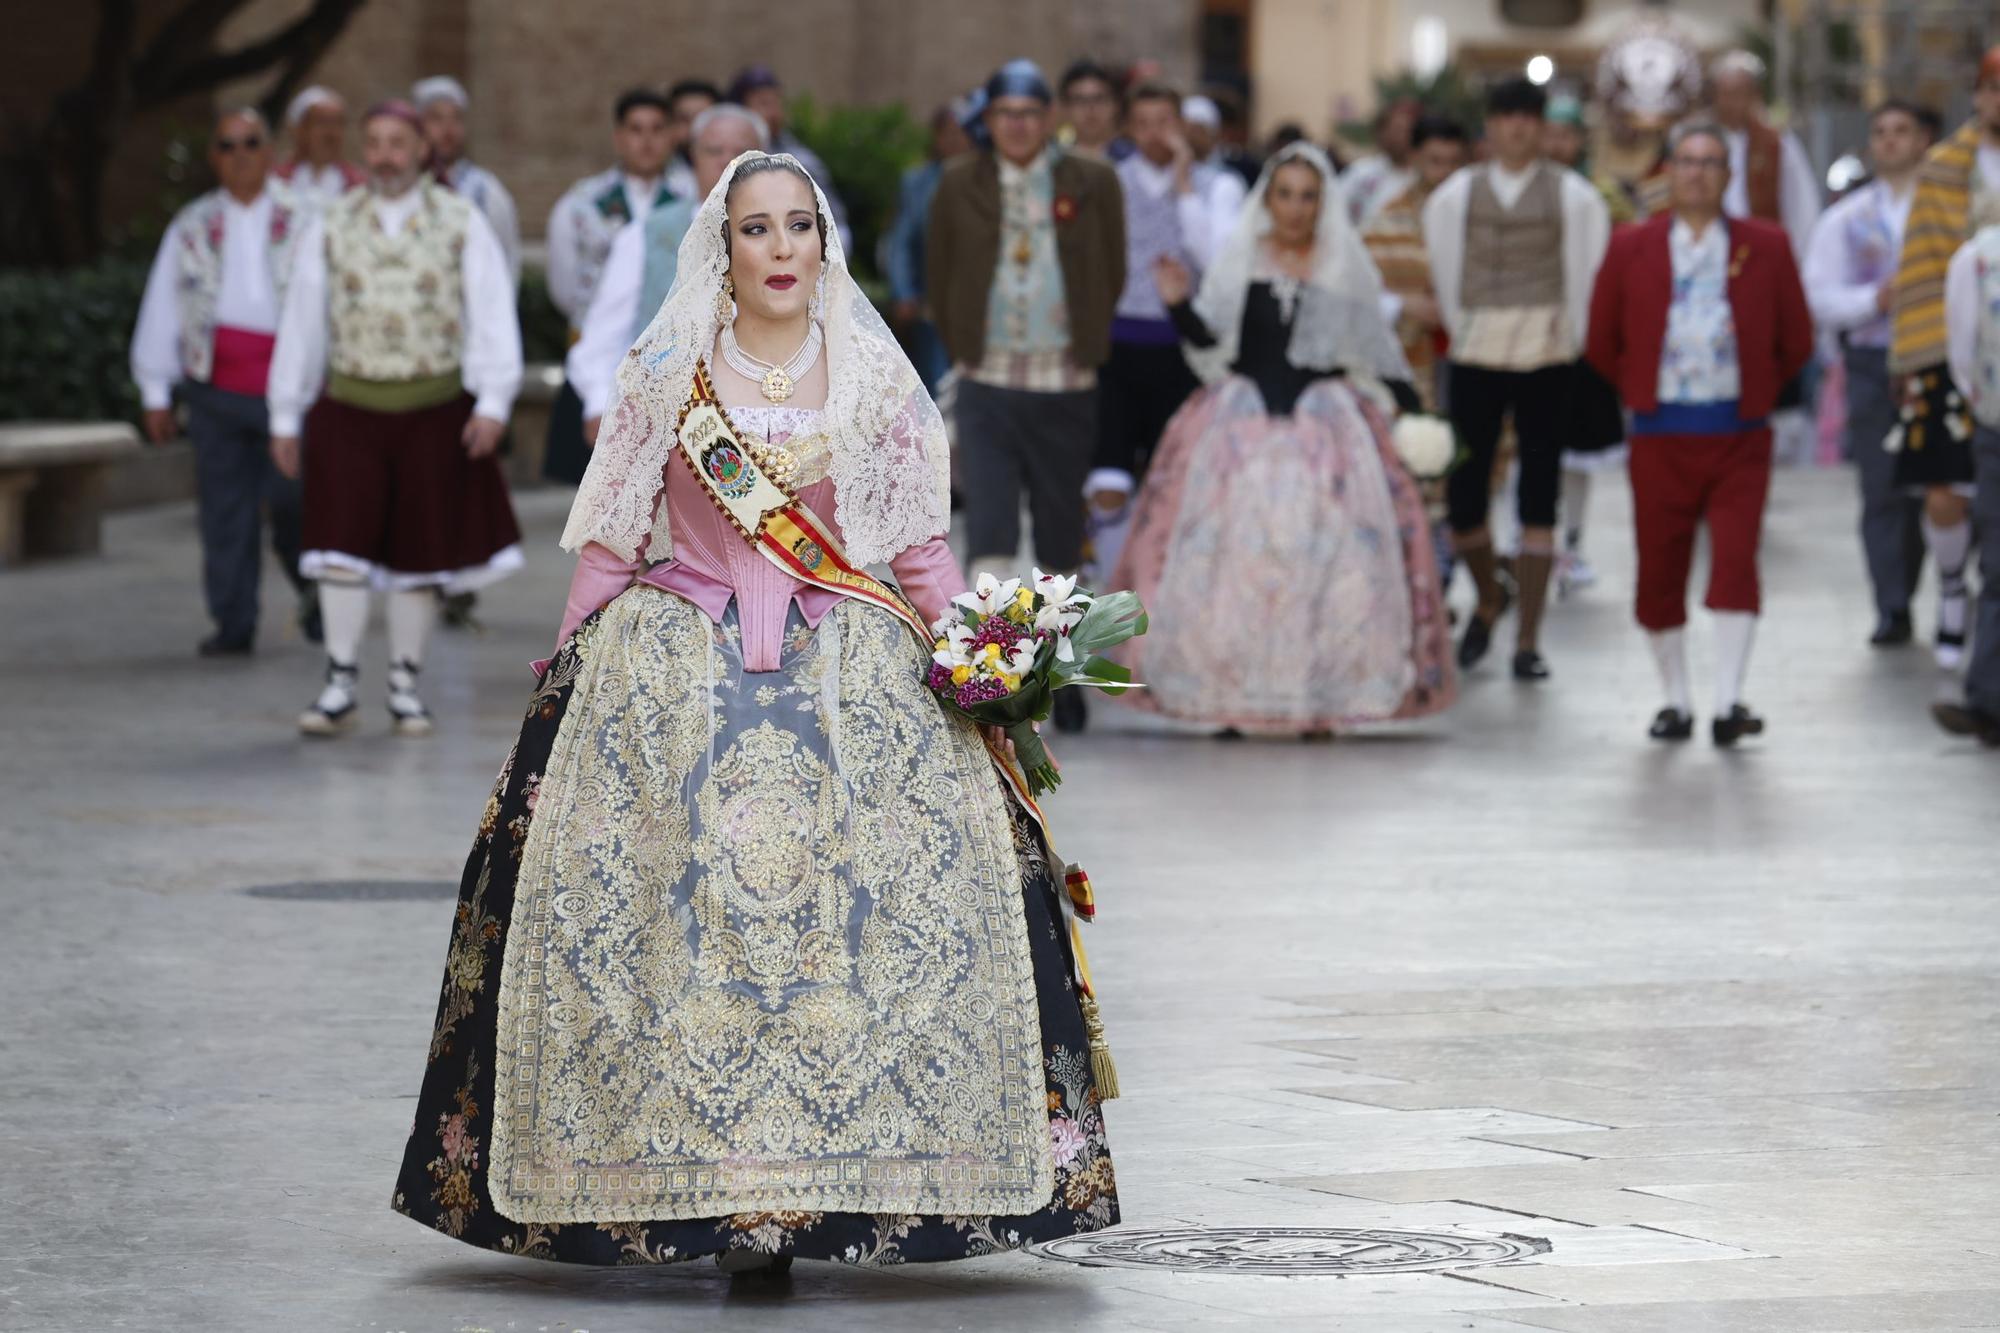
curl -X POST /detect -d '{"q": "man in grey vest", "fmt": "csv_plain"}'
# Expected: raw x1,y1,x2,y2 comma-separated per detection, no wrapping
568,103,769,445
129,107,313,655
1424,77,1610,680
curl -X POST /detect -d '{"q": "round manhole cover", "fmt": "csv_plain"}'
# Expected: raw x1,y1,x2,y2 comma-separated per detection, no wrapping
1031,1225,1549,1275
244,880,458,901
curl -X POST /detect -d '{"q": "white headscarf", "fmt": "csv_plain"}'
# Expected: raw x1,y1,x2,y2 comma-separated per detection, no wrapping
561,151,951,566
1187,141,1412,387
411,76,469,111
285,85,343,128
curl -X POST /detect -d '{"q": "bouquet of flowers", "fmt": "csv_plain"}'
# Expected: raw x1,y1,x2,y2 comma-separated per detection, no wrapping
927,569,1148,796
1391,413,1460,480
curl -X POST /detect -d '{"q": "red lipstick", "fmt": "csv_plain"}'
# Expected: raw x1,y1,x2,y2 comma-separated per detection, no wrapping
765,274,797,290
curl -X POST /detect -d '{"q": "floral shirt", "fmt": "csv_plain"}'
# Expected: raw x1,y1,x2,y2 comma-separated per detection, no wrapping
1658,218,1741,405
970,148,1093,392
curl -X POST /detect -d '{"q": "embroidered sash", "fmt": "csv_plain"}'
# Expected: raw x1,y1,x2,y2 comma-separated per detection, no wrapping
674,363,1115,1062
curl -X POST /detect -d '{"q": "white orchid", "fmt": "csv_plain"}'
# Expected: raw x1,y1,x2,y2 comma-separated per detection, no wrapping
1033,602,1083,660
1032,568,1088,610
930,621,975,668
952,571,1023,618
1004,641,1040,677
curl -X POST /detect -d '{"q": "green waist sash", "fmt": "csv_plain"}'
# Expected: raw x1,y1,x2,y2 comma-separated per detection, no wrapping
326,370,463,414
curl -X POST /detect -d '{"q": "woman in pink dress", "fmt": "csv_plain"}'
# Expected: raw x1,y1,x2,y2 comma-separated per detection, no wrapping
1111,142,1455,736
391,153,1116,1272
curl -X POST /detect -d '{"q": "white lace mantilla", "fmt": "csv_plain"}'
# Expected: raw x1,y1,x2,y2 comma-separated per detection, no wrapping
1188,142,1412,389
561,152,951,567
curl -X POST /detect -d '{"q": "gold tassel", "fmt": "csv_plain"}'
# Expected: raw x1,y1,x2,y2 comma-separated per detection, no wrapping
1079,992,1121,1101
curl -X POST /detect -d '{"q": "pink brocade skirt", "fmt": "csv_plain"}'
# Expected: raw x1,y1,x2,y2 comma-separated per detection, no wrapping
1109,376,1455,733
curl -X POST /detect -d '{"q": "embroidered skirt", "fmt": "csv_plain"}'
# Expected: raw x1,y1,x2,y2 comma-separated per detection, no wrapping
391,589,1117,1265
1110,376,1456,733
1890,366,1977,491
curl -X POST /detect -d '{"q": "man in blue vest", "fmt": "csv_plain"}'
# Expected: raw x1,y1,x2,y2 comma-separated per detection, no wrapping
567,103,770,445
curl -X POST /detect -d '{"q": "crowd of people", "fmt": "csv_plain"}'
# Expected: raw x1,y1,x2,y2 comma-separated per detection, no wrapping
128,47,2000,752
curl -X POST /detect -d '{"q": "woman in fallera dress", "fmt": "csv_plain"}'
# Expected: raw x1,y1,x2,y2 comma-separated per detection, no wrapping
391,152,1117,1271
1110,142,1455,736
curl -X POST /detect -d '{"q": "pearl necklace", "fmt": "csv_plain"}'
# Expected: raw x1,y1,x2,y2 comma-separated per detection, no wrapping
721,319,823,404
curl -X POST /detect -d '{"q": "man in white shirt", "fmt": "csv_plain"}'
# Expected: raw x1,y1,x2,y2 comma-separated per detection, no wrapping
275,86,363,211
1710,52,1823,256
1343,96,1421,226
267,100,524,738
130,107,312,656
540,88,677,485
568,103,769,448
1934,197,2000,746
412,75,523,285
1803,100,1938,648
1088,83,1245,578
1424,77,1611,681
1711,51,1823,467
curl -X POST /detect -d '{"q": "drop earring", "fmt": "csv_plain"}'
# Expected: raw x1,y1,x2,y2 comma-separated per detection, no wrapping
714,273,735,324
810,271,825,322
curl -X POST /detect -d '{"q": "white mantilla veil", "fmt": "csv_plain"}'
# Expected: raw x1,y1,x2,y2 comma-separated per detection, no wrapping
1187,140,1413,387
561,151,951,567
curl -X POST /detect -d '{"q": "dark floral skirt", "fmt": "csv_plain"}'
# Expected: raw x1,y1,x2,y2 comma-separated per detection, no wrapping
390,601,1119,1266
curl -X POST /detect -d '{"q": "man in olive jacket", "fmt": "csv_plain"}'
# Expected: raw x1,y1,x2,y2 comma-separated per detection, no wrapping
928,59,1125,591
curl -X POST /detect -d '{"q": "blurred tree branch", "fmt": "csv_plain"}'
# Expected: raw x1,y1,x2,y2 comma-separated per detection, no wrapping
5,0,365,266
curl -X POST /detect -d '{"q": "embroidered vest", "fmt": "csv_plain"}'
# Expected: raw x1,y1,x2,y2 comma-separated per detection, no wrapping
1972,227,2000,429
1742,122,1783,223
1114,156,1194,322
635,197,694,343
558,168,671,327
324,183,469,382
172,186,300,383
1463,165,1564,309
1457,164,1570,370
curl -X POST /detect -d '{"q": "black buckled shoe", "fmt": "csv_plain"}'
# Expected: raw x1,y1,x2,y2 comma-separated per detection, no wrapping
1457,586,1513,670
1052,687,1088,734
1931,700,2000,747
1869,611,1912,647
1511,649,1550,681
198,632,253,657
1648,707,1694,742
1711,704,1765,748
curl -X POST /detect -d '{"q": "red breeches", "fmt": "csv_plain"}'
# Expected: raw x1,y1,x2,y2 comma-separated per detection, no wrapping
1628,429,1772,631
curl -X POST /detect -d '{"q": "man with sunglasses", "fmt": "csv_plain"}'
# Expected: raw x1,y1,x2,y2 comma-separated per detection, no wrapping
130,107,315,657
1587,119,1813,747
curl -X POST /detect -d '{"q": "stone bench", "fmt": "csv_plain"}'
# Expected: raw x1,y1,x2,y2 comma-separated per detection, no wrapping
0,422,146,566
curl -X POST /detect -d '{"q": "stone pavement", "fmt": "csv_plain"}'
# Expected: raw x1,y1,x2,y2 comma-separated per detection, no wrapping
1,466,1995,1332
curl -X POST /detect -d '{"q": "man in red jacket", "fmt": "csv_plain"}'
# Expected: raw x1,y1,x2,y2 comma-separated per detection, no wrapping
1587,119,1814,747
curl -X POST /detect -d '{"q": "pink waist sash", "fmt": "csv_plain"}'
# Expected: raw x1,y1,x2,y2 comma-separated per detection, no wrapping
211,325,276,396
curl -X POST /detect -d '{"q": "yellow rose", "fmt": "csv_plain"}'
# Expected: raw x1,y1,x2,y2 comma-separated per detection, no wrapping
951,665,971,685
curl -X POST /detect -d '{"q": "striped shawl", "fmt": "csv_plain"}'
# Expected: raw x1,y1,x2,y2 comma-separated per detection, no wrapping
1890,120,1983,374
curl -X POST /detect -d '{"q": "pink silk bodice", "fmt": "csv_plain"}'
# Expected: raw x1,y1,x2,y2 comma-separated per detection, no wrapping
547,406,965,672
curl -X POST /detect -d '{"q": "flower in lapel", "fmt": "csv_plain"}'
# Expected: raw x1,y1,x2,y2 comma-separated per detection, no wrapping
1052,193,1078,225
1728,243,1749,279
271,206,290,244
